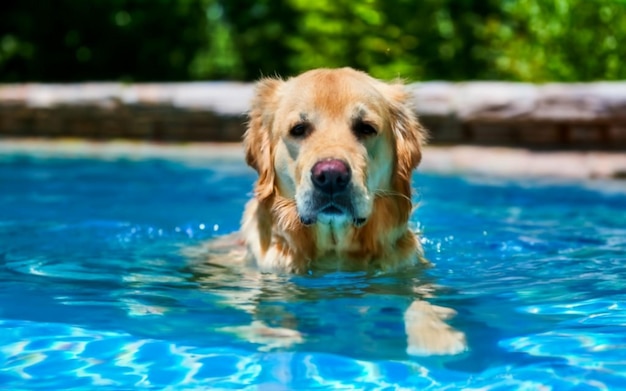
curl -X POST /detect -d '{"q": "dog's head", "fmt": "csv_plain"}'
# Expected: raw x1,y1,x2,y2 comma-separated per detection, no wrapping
244,68,426,229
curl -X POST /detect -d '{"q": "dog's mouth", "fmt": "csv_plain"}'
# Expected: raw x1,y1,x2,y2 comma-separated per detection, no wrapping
320,205,343,215
299,199,367,227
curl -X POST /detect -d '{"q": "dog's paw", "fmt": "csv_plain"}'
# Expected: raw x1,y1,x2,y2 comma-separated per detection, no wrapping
404,300,467,356
220,321,304,351
406,327,467,356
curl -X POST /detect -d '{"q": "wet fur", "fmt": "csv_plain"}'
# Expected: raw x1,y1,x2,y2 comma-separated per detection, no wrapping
242,68,427,273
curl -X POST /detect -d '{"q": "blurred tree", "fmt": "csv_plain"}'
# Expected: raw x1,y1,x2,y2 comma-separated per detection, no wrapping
219,0,298,80
189,1,244,80
284,0,502,81
480,0,626,81
1,0,625,82
0,0,211,82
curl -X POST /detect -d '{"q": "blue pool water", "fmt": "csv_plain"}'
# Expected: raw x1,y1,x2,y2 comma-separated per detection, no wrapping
1,153,626,390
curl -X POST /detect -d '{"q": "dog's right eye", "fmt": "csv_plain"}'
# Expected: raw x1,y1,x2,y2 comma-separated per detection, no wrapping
289,123,310,138
353,121,378,138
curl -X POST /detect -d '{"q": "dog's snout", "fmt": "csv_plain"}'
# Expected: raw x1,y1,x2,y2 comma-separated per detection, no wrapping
311,159,351,194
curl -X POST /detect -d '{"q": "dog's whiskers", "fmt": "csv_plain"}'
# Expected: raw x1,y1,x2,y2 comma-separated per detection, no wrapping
374,190,412,203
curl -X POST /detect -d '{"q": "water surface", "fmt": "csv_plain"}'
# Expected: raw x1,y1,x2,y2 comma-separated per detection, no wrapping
1,154,625,390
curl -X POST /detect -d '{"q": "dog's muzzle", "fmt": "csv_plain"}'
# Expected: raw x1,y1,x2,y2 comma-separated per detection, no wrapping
298,159,367,227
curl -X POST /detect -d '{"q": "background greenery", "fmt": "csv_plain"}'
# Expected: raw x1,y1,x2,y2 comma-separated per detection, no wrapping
1,0,625,83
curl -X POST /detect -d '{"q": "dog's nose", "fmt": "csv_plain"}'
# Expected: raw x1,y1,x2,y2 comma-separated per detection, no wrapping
311,159,351,194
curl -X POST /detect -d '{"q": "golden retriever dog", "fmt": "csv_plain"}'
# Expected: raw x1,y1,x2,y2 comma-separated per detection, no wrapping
195,67,466,356
242,67,425,272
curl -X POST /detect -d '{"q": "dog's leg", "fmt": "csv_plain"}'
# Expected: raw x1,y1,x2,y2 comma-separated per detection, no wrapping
186,239,304,351
404,299,467,356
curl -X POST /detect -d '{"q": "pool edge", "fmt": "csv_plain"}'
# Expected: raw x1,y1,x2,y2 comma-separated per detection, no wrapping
1,138,625,180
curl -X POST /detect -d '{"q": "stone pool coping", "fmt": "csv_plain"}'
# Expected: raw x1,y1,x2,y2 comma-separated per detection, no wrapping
1,81,626,148
2,138,625,180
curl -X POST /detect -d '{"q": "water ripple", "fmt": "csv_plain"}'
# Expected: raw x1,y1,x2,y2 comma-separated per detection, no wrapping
2,158,626,389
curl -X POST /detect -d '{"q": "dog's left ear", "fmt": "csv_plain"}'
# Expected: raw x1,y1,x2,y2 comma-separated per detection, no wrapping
385,83,427,187
244,77,283,201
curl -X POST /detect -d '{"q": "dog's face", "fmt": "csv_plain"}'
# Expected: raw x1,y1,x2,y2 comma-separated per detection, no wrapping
245,68,425,229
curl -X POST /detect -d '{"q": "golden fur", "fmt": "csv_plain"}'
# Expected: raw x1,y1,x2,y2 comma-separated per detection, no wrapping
242,67,427,273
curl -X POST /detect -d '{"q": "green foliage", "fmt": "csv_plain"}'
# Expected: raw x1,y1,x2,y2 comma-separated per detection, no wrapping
218,0,298,79
216,0,502,81
0,0,211,82
481,0,626,81
189,1,245,80
211,0,626,81
1,0,625,82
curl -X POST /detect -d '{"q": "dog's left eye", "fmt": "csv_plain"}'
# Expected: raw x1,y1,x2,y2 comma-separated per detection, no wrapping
289,123,310,138
353,121,378,137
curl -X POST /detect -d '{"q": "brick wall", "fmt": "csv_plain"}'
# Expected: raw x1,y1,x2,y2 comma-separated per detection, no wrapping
1,81,625,148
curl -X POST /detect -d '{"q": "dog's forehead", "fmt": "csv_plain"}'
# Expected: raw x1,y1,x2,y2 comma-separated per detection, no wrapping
282,69,387,119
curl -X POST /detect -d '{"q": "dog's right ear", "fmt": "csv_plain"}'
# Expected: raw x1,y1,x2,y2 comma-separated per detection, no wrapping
244,77,282,201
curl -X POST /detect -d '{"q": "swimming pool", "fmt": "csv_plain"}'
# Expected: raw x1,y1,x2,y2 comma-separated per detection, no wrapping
1,152,625,390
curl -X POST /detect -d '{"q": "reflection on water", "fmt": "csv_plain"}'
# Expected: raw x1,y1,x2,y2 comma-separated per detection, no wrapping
1,156,626,389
